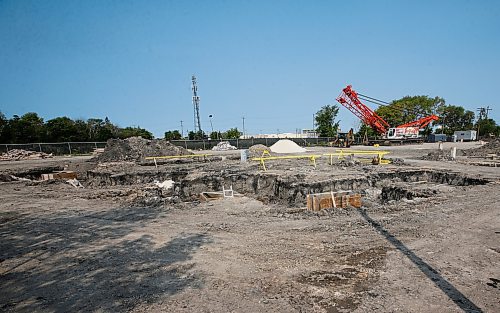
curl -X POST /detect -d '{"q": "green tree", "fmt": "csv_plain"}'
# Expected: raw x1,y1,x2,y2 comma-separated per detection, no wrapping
165,130,182,140
0,111,7,143
209,131,221,140
11,112,45,143
223,128,242,139
437,105,475,135
74,119,90,141
102,117,119,139
187,130,205,140
118,126,153,139
476,118,499,137
85,118,116,141
315,105,340,137
357,123,378,138
376,96,445,127
45,117,80,142
86,118,105,141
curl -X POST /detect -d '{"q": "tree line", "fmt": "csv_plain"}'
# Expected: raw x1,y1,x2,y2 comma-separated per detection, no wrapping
3,95,498,144
165,128,242,141
0,112,153,144
314,95,499,138
0,111,246,144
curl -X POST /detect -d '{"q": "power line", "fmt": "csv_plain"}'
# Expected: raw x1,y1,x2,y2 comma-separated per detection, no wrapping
476,106,492,121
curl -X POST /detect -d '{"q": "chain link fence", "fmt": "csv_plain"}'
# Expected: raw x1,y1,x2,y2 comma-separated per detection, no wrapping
0,137,368,156
170,137,365,150
0,142,107,155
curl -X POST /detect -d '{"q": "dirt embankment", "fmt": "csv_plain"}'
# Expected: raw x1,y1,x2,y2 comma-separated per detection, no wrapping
94,137,192,163
461,138,500,157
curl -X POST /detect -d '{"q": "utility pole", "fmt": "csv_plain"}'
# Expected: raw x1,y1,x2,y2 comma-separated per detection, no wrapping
192,75,202,135
242,116,246,139
485,106,492,119
180,120,184,138
476,106,493,138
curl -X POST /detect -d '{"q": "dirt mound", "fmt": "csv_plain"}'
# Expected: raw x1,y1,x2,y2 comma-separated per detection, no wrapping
0,149,53,161
95,137,192,163
248,144,271,157
462,139,500,157
270,139,306,154
421,150,455,161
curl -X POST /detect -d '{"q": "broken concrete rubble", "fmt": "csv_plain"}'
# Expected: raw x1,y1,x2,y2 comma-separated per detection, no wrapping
67,178,84,188
0,149,53,161
41,171,77,180
211,141,237,151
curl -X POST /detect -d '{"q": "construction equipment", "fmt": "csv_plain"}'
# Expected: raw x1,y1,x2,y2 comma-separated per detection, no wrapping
336,85,439,142
329,128,355,147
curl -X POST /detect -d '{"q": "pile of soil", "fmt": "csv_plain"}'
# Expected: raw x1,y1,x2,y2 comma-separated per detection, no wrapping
95,137,192,163
248,144,271,158
421,149,455,161
461,139,500,156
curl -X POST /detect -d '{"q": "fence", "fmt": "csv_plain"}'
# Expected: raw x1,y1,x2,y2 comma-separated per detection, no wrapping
0,142,107,155
0,136,368,156
170,136,366,150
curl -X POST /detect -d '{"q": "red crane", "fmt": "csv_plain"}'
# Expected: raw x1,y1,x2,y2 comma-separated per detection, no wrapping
336,85,389,135
336,85,439,139
396,114,439,129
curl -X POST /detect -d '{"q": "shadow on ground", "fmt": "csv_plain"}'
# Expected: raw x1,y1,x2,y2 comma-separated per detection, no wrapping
358,208,483,313
0,205,212,312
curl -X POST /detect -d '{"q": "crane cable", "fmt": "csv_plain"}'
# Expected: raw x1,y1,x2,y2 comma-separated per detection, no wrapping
357,94,419,115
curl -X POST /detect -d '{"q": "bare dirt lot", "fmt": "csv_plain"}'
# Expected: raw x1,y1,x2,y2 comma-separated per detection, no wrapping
1,142,499,312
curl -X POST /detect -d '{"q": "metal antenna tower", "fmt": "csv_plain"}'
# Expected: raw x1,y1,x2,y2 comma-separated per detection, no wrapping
192,75,202,134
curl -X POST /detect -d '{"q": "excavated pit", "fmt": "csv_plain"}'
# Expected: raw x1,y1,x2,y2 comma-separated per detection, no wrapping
84,167,490,207
3,166,65,180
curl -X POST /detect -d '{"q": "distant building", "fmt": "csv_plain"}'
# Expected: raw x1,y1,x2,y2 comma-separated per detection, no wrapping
301,129,318,138
246,129,318,139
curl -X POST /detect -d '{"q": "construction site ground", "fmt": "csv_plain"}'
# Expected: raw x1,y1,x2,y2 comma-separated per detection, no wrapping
1,142,499,312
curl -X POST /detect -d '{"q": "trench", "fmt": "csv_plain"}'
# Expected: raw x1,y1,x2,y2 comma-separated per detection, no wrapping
3,166,65,180
84,168,490,207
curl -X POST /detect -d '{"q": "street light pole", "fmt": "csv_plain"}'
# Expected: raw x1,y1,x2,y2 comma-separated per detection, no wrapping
209,115,214,139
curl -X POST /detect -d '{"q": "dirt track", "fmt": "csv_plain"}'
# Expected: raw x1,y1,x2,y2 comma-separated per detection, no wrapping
1,142,499,312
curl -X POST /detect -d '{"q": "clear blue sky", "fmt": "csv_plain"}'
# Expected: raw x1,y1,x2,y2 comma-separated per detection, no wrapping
1,0,499,137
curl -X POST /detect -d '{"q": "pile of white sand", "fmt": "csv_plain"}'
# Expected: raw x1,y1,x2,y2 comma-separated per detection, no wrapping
270,139,306,154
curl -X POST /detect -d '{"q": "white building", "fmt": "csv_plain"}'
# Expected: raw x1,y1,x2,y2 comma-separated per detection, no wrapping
245,129,318,139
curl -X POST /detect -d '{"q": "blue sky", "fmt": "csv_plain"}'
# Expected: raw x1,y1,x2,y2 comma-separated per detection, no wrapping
1,0,499,137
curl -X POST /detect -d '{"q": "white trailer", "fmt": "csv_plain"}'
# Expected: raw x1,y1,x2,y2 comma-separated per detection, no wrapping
454,130,477,141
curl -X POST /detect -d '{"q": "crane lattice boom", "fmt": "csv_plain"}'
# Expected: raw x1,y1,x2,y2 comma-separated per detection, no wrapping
336,85,390,135
396,114,439,129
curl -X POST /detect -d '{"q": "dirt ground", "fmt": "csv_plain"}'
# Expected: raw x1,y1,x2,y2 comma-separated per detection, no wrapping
1,142,499,312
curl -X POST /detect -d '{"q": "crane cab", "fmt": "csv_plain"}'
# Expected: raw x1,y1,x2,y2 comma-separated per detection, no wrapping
386,127,419,139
